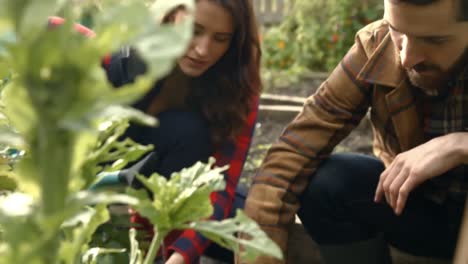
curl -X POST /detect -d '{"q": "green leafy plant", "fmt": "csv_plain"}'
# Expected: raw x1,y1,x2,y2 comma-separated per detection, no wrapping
261,0,384,87
0,0,282,263
127,159,281,263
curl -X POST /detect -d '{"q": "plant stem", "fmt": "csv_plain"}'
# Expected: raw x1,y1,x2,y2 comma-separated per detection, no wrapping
143,228,166,264
35,118,73,263
37,124,71,215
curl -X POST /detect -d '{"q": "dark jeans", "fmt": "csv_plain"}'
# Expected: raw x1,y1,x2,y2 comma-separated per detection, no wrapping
130,110,244,263
298,153,465,259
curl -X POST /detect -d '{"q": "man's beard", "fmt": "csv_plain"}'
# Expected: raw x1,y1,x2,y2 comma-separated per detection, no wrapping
405,48,468,95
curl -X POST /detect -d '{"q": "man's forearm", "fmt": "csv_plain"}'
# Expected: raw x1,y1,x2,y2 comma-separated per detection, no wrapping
448,132,468,165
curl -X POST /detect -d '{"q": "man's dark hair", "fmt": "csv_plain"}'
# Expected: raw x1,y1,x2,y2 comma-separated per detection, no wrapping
391,0,468,21
463,1,468,21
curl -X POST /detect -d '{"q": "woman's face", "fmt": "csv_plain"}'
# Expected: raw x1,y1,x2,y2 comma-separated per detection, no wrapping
178,0,234,77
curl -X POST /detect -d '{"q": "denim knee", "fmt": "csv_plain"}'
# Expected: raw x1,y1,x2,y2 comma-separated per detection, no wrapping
297,153,384,243
300,153,383,203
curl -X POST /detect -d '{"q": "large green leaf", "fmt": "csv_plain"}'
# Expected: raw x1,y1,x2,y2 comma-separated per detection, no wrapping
127,158,227,231
59,192,138,264
0,174,16,191
88,210,135,264
0,191,138,263
129,228,143,264
0,129,25,150
2,0,64,37
8,155,41,198
0,192,34,217
82,247,126,264
90,105,157,130
187,210,283,262
0,58,12,79
0,193,46,264
168,161,227,225
70,106,155,191
1,81,36,138
67,191,139,208
150,0,195,24
127,184,171,230
60,204,111,264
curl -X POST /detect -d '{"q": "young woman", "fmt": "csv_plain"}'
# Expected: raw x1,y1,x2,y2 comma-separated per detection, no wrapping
104,1,261,263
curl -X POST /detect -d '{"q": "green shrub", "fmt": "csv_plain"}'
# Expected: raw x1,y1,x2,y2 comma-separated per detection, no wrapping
261,0,383,86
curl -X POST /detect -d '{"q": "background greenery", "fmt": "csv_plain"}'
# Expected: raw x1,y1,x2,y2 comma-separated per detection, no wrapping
261,0,384,87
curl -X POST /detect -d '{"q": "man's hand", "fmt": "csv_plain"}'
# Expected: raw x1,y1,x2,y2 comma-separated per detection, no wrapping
374,133,468,215
165,252,186,264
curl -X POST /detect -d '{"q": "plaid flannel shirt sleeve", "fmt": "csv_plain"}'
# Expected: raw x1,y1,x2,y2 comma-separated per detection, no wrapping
168,96,259,264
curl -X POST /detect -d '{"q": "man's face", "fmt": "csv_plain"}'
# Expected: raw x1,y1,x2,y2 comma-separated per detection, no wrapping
384,0,468,93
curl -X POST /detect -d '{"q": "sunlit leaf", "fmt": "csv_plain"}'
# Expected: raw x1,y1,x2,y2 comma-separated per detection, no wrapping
1,82,36,137
68,191,139,208
12,0,66,36
150,0,195,24
60,204,111,264
128,158,227,231
82,247,126,264
76,115,154,190
129,228,143,264
0,129,25,150
0,192,34,217
0,174,16,191
187,210,283,261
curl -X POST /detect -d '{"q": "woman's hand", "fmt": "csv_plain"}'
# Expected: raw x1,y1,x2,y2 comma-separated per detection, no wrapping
374,133,468,215
165,252,186,264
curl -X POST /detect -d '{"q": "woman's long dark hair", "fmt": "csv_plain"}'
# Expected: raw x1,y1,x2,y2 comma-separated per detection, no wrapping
187,0,262,145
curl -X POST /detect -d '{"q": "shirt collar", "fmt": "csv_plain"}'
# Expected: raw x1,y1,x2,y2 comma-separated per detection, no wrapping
356,32,405,88
356,28,468,87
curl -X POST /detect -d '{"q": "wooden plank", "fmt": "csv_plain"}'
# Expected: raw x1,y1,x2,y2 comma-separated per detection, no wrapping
254,0,266,25
261,93,306,104
255,0,292,26
259,104,303,112
253,0,261,13
277,0,285,15
264,0,273,13
263,0,273,24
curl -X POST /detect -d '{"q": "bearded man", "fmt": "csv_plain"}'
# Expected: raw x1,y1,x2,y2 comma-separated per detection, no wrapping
242,0,468,263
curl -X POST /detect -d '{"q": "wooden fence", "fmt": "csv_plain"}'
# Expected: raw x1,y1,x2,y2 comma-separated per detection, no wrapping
253,0,293,26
